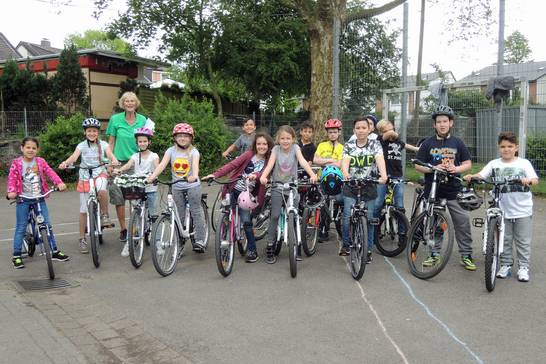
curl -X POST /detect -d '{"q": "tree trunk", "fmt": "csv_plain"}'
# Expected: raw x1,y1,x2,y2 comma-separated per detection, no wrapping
308,18,334,142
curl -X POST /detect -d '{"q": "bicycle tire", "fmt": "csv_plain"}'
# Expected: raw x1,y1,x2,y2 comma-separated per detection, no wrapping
485,217,500,292
375,208,409,257
23,224,36,257
252,195,270,241
151,214,179,277
201,200,211,246
40,229,55,280
287,212,298,278
210,189,222,232
215,214,234,277
301,207,319,256
406,210,454,280
88,201,100,268
128,206,145,269
237,224,248,256
349,215,367,280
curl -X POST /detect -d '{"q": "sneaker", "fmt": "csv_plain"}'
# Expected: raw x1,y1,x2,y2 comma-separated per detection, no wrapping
12,256,24,269
422,254,441,267
339,246,350,256
79,238,89,254
245,250,259,263
52,251,69,262
119,229,128,242
100,214,114,228
496,265,511,279
192,240,206,253
460,255,477,271
517,267,529,282
265,243,277,264
366,250,373,264
121,242,129,257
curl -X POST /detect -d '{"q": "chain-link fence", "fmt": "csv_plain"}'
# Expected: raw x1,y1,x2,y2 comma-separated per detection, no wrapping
223,112,309,137
0,110,67,139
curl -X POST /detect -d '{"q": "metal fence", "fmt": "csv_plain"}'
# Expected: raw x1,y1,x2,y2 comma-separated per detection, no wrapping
0,109,67,139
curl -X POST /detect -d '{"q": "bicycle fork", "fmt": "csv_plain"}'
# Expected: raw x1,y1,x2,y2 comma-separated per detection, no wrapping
482,209,505,255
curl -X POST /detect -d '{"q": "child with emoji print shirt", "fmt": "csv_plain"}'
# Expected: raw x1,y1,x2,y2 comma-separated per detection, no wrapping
147,123,208,252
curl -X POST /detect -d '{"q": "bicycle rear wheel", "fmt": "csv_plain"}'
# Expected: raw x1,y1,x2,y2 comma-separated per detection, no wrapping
349,215,367,280
287,212,298,278
406,210,454,279
151,214,180,277
88,201,100,268
252,195,270,241
128,207,145,268
485,217,500,292
210,189,222,232
375,208,409,257
23,224,36,257
215,214,234,277
301,207,319,256
39,229,54,280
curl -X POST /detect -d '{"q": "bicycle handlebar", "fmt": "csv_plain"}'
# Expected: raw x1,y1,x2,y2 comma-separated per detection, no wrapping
11,188,58,204
154,178,189,186
66,162,120,170
412,159,463,182
467,177,522,187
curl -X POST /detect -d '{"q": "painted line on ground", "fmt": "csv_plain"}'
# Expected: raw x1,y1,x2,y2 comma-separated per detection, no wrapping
384,257,484,364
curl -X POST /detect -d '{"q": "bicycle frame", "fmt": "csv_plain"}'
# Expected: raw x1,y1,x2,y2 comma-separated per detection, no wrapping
275,183,302,247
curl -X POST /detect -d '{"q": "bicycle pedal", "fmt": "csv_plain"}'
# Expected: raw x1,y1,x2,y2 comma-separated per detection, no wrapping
473,218,484,228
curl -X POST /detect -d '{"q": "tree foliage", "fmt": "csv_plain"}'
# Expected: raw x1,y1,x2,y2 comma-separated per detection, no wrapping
50,45,89,113
504,30,532,64
65,29,135,56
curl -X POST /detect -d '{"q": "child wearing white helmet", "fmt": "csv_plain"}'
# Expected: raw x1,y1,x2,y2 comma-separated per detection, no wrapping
114,127,159,257
147,122,208,252
59,117,119,254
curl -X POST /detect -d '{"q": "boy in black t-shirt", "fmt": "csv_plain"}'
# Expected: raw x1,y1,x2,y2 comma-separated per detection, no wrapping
415,105,476,271
298,121,316,164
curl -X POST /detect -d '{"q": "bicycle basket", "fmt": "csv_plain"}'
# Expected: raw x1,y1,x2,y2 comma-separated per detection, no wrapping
120,185,146,200
114,175,147,200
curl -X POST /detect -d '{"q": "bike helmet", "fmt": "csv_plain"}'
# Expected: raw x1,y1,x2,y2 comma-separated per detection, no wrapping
321,166,344,196
134,127,154,139
324,118,342,129
238,190,259,210
172,123,194,137
431,105,454,120
82,117,101,129
456,187,483,211
304,184,323,209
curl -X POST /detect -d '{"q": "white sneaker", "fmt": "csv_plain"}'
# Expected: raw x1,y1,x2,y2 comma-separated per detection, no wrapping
517,267,530,282
121,242,129,257
496,265,511,278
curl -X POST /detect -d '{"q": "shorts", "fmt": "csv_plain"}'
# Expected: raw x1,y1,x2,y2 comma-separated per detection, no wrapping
78,177,108,213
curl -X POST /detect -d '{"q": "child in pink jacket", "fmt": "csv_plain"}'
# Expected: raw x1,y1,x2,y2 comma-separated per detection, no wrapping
6,137,69,269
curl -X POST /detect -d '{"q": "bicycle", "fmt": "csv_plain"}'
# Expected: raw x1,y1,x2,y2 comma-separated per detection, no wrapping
270,180,311,278
115,174,155,269
298,167,324,256
150,179,210,277
342,177,379,281
467,177,520,292
12,188,58,279
406,159,456,279
374,178,411,257
67,163,115,268
208,177,251,277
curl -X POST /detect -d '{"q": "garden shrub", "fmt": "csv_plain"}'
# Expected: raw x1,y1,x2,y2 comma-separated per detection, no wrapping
526,134,546,177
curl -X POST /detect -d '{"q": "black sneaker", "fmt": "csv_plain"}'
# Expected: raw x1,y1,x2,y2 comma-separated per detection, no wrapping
245,250,259,263
119,229,128,242
12,256,24,269
339,246,350,256
265,243,277,264
52,251,70,262
366,250,372,264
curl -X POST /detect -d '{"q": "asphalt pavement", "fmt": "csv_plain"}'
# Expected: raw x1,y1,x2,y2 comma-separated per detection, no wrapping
1,183,546,364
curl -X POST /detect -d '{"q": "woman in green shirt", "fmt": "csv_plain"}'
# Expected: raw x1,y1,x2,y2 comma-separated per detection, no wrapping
106,91,146,244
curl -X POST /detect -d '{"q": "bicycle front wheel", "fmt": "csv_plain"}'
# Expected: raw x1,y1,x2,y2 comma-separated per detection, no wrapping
375,208,409,257
128,207,145,268
406,210,454,279
210,189,222,232
485,217,500,292
301,207,319,256
201,200,211,246
40,229,55,280
349,215,367,280
287,212,298,278
215,214,234,277
88,201,100,268
252,195,270,241
151,214,180,277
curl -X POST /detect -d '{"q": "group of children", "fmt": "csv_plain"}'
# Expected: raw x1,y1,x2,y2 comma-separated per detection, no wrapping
5,108,539,282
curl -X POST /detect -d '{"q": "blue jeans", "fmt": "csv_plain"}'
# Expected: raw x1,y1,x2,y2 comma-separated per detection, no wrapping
13,199,58,256
373,183,407,234
342,195,375,250
231,190,256,252
146,191,157,217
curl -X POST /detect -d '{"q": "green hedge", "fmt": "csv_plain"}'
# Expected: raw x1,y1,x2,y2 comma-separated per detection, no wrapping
527,134,546,177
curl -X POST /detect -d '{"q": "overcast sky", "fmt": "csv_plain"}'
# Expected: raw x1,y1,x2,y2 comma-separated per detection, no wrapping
1,0,544,81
